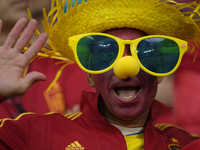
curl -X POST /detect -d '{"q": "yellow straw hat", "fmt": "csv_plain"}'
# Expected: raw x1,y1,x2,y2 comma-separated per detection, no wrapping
27,0,200,90
32,0,200,62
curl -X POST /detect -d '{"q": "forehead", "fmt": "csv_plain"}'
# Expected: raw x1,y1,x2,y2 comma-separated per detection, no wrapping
104,28,148,40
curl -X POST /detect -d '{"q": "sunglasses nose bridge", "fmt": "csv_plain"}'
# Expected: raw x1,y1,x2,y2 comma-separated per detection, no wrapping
122,40,132,44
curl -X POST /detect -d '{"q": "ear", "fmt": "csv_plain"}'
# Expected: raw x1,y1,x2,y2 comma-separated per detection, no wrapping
158,77,163,84
87,73,95,87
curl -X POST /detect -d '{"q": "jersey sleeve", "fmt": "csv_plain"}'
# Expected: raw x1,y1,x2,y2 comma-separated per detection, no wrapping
155,123,200,148
0,112,42,149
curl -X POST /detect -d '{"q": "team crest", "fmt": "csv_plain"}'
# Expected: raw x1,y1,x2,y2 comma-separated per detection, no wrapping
168,145,182,150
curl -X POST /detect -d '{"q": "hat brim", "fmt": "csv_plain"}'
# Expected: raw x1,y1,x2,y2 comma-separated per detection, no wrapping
43,0,200,61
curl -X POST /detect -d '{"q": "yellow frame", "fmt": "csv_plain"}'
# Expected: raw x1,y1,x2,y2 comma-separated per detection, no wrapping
68,33,188,77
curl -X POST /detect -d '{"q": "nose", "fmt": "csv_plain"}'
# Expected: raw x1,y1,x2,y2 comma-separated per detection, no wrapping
123,45,132,56
113,45,140,79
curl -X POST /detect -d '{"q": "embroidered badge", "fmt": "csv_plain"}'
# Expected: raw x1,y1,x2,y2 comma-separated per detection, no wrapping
171,137,179,143
168,144,182,150
65,141,84,150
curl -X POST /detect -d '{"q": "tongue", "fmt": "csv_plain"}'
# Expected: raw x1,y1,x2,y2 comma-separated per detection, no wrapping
116,87,139,99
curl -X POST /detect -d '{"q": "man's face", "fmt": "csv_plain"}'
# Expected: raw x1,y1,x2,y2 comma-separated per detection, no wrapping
0,0,29,24
88,28,160,125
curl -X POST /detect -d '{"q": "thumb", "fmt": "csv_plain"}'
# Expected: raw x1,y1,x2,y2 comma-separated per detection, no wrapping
21,71,47,92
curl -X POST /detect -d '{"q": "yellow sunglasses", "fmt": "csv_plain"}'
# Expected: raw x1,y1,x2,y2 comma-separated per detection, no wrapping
68,33,188,76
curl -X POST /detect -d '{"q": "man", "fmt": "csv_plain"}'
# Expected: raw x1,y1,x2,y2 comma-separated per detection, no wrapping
0,0,199,149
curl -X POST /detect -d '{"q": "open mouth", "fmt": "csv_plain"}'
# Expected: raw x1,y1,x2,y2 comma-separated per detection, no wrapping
114,86,140,99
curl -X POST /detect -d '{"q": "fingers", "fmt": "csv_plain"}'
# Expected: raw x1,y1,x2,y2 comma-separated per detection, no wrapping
3,18,28,49
20,71,47,94
14,19,38,51
0,20,3,36
24,33,48,62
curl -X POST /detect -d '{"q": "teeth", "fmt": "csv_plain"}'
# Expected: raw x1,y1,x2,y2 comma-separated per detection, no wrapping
121,95,133,99
114,86,140,100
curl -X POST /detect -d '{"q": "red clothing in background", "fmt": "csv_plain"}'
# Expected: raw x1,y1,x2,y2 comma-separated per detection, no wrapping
173,47,200,135
0,58,95,118
154,47,200,136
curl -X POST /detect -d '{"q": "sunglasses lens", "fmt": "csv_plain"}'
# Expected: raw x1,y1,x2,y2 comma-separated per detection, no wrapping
137,38,179,74
77,35,118,71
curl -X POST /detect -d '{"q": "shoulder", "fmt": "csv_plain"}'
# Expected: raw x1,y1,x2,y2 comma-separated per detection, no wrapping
64,111,83,121
0,112,69,127
44,111,84,125
155,123,199,145
0,112,37,126
155,123,199,138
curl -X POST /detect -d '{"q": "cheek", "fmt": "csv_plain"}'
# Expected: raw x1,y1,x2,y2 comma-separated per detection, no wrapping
140,71,158,102
93,75,106,93
145,75,158,94
145,77,158,104
93,71,113,92
140,70,158,86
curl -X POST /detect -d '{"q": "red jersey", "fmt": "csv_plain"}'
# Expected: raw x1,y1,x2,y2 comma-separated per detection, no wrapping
0,92,198,150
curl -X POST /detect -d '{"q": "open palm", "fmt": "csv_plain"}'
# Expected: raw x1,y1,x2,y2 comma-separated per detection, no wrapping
0,18,48,99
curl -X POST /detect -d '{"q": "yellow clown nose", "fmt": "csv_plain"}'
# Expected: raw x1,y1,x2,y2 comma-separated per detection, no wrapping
113,56,140,79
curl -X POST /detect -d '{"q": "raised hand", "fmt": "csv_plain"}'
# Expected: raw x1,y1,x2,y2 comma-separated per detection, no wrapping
0,18,48,99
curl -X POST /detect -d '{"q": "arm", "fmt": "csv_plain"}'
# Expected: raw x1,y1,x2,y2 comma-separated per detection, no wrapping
0,18,48,99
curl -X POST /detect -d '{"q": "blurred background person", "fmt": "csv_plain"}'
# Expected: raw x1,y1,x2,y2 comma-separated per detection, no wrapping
0,0,29,45
154,0,200,136
173,0,200,135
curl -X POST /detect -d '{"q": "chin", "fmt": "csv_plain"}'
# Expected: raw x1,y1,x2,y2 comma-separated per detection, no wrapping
115,110,140,120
